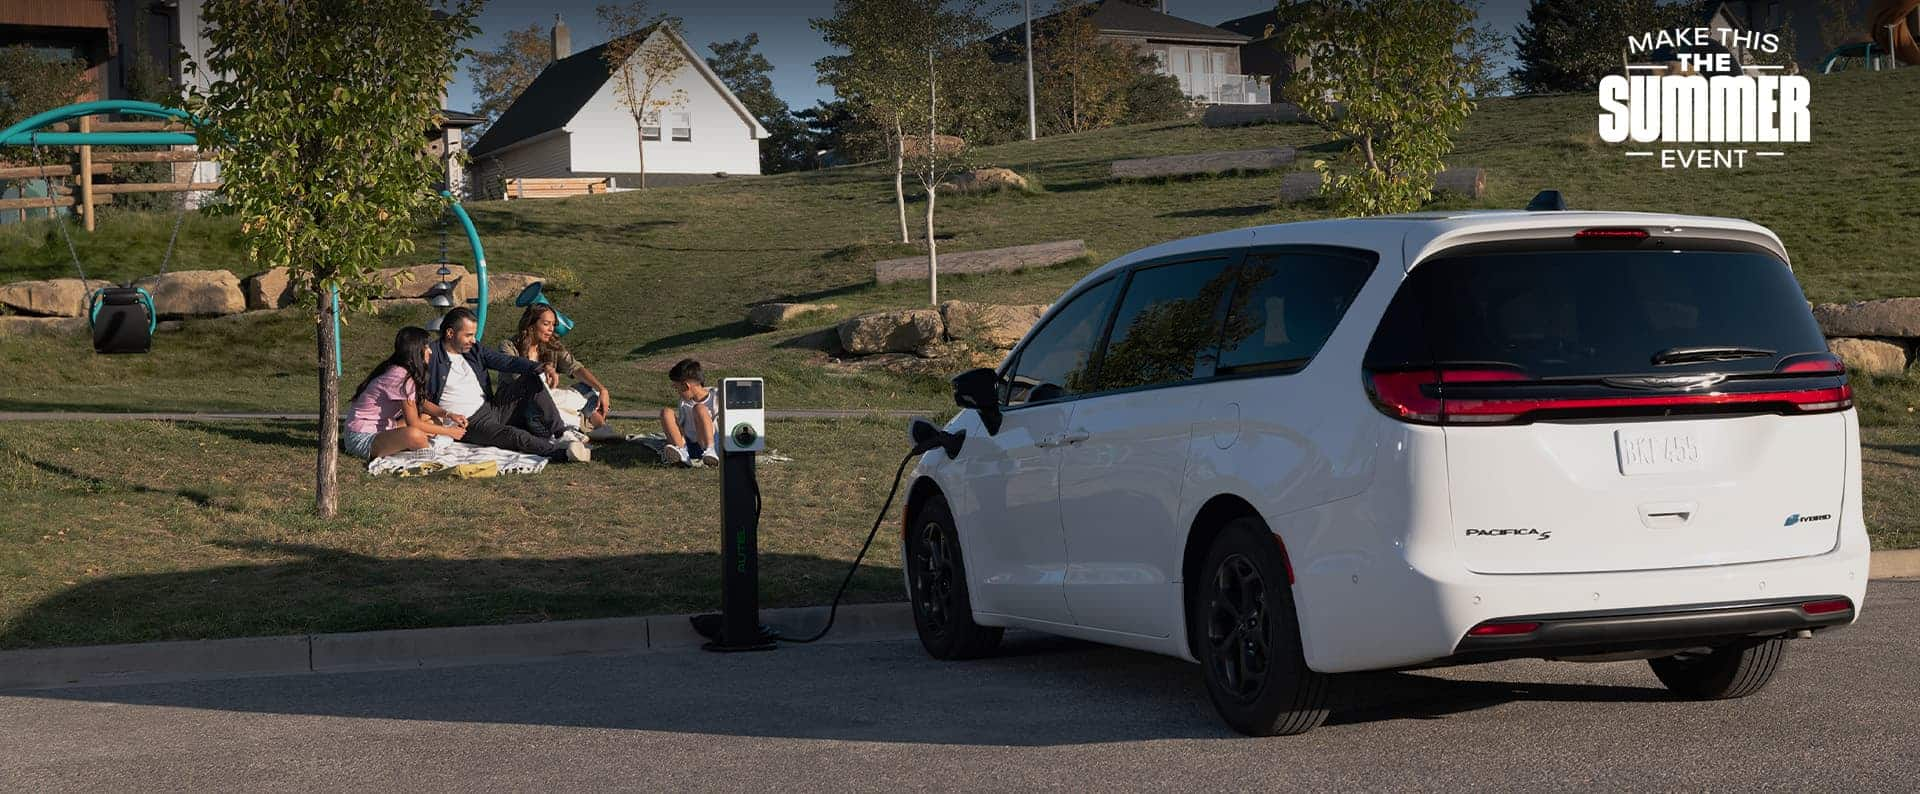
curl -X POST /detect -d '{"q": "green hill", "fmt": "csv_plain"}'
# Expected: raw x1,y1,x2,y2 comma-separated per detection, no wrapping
2,67,1917,415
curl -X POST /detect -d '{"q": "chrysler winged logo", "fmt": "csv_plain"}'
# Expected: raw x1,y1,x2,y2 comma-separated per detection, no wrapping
1603,374,1728,391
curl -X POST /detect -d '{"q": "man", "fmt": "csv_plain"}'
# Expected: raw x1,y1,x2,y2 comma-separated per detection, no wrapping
426,307,590,463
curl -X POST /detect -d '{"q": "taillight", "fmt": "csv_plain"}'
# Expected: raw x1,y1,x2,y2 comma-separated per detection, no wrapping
1367,367,1852,425
1466,621,1541,637
1800,598,1854,615
1574,228,1649,240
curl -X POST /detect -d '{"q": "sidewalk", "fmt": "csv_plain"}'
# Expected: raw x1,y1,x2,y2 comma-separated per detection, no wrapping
0,408,931,422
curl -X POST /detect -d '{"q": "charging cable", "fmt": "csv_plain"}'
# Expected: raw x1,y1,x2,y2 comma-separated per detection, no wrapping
774,450,917,643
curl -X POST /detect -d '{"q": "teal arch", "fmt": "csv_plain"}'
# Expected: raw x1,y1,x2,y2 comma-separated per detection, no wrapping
1,100,491,374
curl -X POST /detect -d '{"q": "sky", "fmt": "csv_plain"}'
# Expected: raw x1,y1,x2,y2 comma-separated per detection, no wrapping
445,1,1535,116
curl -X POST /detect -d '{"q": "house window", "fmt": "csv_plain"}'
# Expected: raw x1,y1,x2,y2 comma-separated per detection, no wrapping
642,125,661,141
671,112,692,142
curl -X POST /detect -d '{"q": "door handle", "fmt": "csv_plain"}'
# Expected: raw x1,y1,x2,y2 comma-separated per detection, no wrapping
1061,429,1091,444
1035,433,1061,448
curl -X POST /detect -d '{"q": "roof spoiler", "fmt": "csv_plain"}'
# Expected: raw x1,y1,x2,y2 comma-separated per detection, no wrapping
1526,190,1567,211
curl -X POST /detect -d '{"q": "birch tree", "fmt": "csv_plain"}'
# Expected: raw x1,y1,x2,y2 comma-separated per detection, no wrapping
598,2,688,189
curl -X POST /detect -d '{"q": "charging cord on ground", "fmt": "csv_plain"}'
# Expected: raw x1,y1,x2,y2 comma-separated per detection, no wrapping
775,450,918,644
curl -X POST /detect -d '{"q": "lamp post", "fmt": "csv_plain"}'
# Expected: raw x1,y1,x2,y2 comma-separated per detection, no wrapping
1025,0,1036,141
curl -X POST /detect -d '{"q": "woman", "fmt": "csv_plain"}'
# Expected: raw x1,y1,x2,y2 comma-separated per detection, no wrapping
500,303,612,436
343,326,466,460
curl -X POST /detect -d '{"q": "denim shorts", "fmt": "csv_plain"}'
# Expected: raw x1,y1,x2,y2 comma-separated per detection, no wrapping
342,430,377,460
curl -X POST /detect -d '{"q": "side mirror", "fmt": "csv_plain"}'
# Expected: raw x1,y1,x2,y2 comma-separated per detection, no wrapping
951,367,1003,436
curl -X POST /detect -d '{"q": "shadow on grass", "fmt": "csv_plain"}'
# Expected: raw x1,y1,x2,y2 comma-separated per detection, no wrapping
626,320,759,359
1,443,234,512
1158,204,1271,219
1864,443,1920,458
175,421,314,451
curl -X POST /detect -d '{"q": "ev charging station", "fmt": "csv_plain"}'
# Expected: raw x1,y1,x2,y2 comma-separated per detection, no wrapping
695,378,778,652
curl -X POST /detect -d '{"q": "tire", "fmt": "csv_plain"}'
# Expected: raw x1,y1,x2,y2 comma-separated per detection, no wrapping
1648,637,1788,699
906,496,1003,660
1193,517,1331,737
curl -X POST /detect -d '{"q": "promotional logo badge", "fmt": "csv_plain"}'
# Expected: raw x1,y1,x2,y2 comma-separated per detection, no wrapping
1598,26,1810,169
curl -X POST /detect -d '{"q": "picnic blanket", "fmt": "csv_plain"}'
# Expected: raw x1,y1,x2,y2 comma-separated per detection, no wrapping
366,435,550,476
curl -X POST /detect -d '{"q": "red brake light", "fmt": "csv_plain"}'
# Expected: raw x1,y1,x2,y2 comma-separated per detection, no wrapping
1800,598,1853,615
1574,228,1649,240
1367,367,1852,425
1777,353,1845,374
1467,621,1541,637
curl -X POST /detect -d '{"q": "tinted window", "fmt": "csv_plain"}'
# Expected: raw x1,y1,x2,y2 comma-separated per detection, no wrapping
1093,258,1237,391
1006,278,1120,406
1365,249,1827,377
1218,250,1376,374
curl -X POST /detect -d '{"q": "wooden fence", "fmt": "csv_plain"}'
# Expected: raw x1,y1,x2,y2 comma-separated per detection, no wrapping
0,117,219,228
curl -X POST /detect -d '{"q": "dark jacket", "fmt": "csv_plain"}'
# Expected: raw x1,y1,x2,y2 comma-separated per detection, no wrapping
427,338,544,406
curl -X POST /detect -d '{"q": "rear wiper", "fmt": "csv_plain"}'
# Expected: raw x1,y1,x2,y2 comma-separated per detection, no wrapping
1652,345,1775,366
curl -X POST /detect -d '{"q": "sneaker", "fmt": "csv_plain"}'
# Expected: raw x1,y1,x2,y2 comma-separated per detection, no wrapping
662,444,690,467
565,439,592,463
560,428,589,444
587,424,622,442
700,448,720,467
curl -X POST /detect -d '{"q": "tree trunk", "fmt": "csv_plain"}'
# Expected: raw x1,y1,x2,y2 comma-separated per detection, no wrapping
634,112,648,190
893,115,908,244
926,186,938,306
315,298,340,519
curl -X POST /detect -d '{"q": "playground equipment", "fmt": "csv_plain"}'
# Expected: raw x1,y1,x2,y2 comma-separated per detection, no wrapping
1872,0,1920,65
0,100,493,362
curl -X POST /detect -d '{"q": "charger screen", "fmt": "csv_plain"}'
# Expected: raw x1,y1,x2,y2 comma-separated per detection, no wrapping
724,381,762,409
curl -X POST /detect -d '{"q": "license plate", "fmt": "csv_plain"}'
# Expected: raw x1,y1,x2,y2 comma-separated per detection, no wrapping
1616,429,1703,475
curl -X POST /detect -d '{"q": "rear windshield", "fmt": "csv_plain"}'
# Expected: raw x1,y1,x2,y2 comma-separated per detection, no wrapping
1365,248,1827,378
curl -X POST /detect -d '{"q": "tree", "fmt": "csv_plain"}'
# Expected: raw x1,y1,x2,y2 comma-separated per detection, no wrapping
1281,0,1482,216
1510,0,1694,93
1819,0,1867,51
907,46,986,306
1032,1,1137,134
813,0,992,244
1749,12,1800,71
0,47,94,130
468,23,551,134
187,0,479,518
597,2,688,189
706,34,808,173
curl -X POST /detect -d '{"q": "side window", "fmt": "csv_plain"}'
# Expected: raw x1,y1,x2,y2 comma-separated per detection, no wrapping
1218,250,1377,374
1006,278,1121,406
1093,257,1237,392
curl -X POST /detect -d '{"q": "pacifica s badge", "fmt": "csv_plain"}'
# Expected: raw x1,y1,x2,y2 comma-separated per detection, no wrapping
1465,528,1553,541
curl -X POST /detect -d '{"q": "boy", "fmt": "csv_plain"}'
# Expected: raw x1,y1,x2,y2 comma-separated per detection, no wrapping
660,358,719,467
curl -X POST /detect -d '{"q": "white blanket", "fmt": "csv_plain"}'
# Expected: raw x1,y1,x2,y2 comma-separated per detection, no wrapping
366,436,549,476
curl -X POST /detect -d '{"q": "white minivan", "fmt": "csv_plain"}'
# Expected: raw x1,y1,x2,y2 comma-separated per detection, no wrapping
902,204,1869,736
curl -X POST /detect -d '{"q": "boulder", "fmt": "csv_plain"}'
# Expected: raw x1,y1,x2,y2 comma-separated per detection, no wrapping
1828,337,1909,376
838,309,943,355
243,268,294,310
1813,298,1920,338
940,301,1048,348
941,168,1029,194
0,278,113,317
488,272,544,303
748,302,836,330
0,315,87,337
376,264,475,302
134,270,246,318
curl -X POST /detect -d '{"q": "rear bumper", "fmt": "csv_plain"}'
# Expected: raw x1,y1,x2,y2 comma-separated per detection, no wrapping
1442,596,1855,664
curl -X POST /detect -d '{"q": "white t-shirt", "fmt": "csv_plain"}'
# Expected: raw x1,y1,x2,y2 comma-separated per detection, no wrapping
440,353,486,417
677,388,719,445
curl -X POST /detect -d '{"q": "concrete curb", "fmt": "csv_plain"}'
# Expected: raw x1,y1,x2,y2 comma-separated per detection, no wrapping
5,551,1917,692
0,602,914,691
0,409,931,423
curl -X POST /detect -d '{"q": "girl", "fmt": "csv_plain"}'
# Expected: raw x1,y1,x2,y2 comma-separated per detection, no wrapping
500,303,612,435
343,326,465,460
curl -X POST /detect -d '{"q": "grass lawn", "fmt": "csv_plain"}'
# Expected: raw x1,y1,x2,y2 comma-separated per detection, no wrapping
0,417,912,650
1,67,1917,649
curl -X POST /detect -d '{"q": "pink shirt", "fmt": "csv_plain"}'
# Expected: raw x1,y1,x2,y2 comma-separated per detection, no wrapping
346,366,417,434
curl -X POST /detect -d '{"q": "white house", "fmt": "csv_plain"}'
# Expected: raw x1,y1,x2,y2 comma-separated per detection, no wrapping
469,22,768,196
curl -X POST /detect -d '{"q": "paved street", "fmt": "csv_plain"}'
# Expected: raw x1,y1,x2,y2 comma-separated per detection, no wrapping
4,581,1916,791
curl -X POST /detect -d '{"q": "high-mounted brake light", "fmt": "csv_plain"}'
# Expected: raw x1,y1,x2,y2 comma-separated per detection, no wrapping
1800,598,1854,615
1467,621,1541,637
1574,228,1650,240
1777,353,1846,374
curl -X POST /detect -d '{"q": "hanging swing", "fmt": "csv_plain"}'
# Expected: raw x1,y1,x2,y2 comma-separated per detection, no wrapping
0,101,205,355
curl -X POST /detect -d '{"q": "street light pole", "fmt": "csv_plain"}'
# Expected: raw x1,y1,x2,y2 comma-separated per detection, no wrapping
1025,0,1036,141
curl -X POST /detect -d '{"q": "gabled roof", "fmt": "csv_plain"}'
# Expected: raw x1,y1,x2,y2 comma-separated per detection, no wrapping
469,26,767,158
991,1,1249,48
1217,10,1284,40
439,109,486,128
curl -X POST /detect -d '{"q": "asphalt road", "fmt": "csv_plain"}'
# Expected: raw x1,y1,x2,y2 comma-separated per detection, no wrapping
5,581,1917,791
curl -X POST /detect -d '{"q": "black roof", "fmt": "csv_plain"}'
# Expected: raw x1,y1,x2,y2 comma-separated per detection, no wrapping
439,109,486,128
1217,10,1282,40
991,1,1248,47
469,41,614,157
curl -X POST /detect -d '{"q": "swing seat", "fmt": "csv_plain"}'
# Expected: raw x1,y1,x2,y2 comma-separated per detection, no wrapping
89,287,156,354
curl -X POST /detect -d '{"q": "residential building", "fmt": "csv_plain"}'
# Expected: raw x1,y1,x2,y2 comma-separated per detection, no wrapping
468,20,769,195
992,1,1267,105
1215,10,1308,91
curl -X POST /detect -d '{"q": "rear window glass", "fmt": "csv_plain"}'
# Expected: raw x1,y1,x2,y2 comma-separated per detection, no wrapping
1365,249,1826,378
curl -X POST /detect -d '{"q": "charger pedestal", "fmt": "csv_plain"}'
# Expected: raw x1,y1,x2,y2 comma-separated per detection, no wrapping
694,378,776,652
